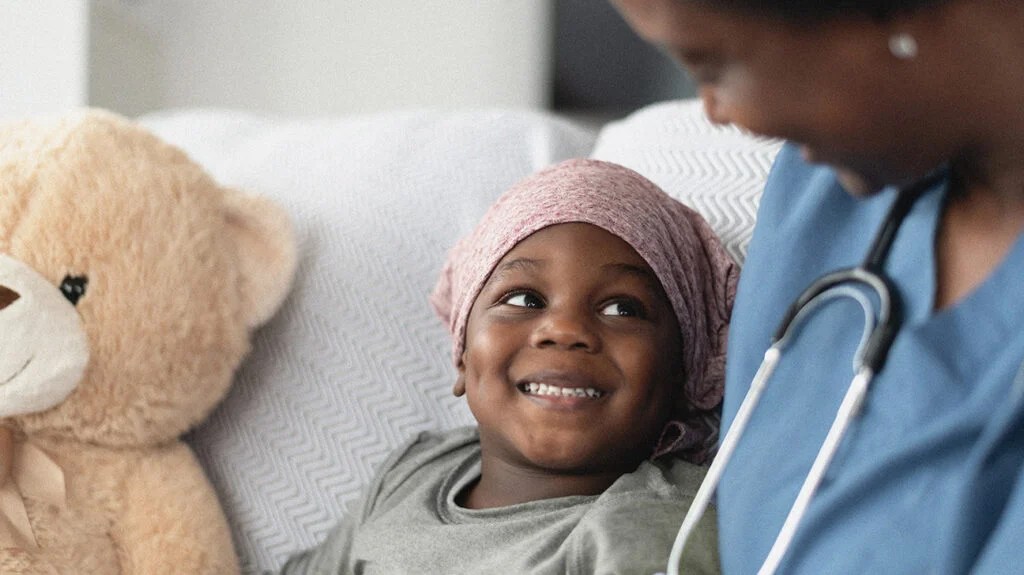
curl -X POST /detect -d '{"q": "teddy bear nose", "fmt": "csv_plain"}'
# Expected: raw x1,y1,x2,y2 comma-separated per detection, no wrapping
0,285,19,310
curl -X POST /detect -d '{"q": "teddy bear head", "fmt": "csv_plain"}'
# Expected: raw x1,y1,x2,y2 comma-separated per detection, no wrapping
0,110,295,447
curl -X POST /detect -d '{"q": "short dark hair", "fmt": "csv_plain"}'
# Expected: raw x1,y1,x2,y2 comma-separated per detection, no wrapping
688,0,951,22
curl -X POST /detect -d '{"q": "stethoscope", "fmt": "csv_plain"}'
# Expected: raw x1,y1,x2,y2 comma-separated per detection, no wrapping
665,169,948,575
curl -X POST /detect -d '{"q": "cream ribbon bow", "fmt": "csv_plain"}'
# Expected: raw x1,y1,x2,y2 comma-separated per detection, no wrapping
0,427,66,549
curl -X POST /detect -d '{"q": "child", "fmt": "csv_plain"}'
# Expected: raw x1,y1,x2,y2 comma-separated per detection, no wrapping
280,158,736,574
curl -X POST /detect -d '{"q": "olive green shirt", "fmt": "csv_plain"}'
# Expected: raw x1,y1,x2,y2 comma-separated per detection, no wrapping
280,426,719,574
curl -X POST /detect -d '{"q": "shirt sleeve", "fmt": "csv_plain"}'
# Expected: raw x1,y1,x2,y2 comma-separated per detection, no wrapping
275,433,429,574
278,519,359,575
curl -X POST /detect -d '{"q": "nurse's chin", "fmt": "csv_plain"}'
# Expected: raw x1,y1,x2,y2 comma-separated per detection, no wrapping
799,146,887,198
835,169,888,198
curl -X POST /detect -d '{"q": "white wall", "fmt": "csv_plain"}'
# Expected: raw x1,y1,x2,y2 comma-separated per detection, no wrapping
1,2,552,119
0,1,89,120
89,0,553,117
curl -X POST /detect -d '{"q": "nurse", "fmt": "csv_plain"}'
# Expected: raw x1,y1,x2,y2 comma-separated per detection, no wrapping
612,1,1024,573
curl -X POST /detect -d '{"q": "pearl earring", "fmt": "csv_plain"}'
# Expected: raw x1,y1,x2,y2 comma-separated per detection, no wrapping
889,33,919,60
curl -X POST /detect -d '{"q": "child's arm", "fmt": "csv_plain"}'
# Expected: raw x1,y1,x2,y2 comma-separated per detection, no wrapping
275,432,430,574
279,520,358,574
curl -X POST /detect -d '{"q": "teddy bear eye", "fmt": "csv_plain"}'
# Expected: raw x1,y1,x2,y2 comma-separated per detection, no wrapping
60,275,89,306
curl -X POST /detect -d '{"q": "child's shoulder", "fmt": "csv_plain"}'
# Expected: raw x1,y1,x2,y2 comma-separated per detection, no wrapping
369,426,480,499
391,426,480,468
602,457,709,504
569,459,720,574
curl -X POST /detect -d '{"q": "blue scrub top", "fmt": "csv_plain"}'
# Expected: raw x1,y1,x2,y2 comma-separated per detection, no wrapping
719,144,1024,574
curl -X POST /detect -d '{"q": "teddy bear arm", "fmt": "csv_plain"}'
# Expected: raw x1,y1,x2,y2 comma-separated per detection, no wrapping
114,444,240,575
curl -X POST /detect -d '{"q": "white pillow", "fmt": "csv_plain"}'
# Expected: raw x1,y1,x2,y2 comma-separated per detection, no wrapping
591,99,782,264
141,108,599,572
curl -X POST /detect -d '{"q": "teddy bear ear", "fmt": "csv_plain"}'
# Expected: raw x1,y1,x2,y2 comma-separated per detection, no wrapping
220,188,297,330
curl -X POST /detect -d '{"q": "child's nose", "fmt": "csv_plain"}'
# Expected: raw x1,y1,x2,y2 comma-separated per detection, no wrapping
530,307,600,352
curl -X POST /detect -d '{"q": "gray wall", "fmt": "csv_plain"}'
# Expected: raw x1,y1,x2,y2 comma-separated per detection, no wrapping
554,0,696,115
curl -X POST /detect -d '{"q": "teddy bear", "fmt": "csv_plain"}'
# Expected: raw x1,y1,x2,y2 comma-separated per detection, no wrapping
0,109,297,574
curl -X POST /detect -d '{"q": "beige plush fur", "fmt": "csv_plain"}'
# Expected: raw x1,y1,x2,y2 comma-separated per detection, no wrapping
0,110,296,574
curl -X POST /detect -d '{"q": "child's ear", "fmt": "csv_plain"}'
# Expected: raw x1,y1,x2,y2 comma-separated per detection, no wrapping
672,369,689,412
453,357,467,397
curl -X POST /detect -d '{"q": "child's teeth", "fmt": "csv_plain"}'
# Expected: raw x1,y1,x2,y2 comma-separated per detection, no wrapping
523,382,602,398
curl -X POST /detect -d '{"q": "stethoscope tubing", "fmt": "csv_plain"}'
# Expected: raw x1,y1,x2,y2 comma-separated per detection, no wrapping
666,345,781,574
667,286,878,575
665,171,947,575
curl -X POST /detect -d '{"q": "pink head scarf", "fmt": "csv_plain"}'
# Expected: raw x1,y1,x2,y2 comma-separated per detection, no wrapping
430,159,738,463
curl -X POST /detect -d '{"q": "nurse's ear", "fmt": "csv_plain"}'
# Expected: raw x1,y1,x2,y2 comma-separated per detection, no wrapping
453,357,467,397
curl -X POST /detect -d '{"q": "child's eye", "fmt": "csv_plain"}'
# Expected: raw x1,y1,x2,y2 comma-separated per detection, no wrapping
600,300,645,318
502,291,544,308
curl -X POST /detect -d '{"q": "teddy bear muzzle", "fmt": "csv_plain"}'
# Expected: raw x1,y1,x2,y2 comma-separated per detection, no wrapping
0,254,89,419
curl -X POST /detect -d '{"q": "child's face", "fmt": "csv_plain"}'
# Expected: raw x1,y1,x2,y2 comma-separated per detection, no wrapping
460,223,684,477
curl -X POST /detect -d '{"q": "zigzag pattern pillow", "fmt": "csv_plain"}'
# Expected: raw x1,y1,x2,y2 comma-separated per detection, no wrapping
591,99,781,264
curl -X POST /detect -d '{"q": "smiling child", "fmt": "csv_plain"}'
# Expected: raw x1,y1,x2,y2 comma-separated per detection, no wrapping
280,158,737,574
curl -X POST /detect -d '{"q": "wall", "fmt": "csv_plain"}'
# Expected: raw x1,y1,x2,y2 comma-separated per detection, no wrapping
1,3,685,121
554,0,694,115
89,0,553,117
0,1,89,120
